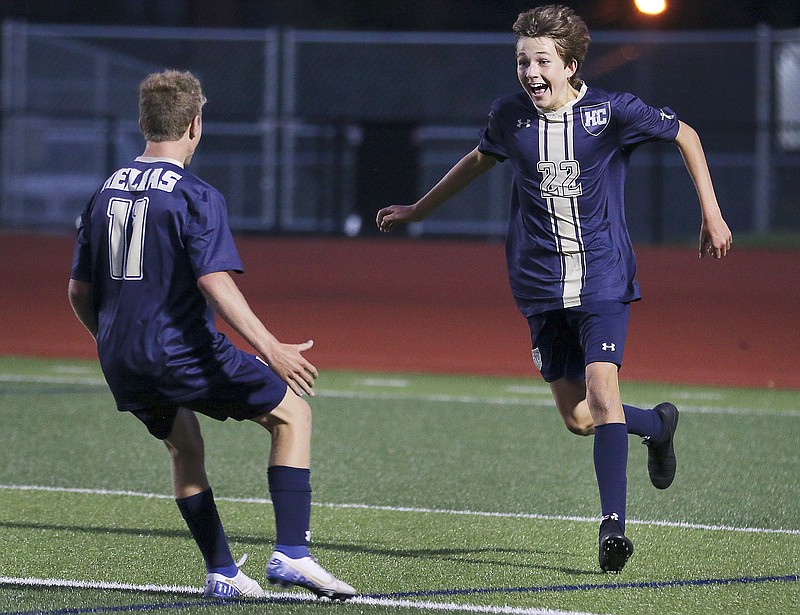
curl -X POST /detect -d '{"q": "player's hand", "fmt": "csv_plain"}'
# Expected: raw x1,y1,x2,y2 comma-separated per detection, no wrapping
266,339,319,397
699,216,732,259
376,204,419,232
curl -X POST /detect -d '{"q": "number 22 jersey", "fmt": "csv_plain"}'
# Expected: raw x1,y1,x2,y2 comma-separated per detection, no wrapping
478,84,680,316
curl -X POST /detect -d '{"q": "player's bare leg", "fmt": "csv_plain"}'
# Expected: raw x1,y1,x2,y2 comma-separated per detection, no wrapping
549,378,594,435
253,389,312,468
165,407,209,498
584,362,625,426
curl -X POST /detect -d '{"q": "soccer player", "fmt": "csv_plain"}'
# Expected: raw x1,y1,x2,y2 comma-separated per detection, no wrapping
376,5,732,572
68,69,356,600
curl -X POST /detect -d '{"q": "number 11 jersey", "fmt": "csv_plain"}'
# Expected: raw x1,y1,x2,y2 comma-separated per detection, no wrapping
71,157,245,410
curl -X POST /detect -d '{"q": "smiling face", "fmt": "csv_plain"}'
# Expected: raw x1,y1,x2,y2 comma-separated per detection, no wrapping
516,36,578,112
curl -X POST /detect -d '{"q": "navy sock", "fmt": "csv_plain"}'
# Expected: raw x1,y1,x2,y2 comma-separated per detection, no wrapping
593,423,628,532
175,488,236,575
622,404,663,439
268,466,312,558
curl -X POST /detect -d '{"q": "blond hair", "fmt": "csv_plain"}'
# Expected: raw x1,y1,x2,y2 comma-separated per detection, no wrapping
138,69,206,142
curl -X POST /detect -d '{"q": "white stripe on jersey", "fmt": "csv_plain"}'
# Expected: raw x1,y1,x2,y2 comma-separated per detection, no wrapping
537,109,585,308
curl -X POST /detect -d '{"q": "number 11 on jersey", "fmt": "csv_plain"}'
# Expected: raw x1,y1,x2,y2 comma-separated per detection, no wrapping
107,197,149,280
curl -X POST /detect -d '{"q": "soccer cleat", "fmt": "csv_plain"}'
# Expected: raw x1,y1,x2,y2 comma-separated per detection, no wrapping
643,402,679,490
266,550,357,600
203,554,267,599
598,516,633,573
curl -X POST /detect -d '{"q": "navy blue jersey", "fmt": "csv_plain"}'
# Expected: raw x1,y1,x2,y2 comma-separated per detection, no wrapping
71,157,245,410
478,84,680,315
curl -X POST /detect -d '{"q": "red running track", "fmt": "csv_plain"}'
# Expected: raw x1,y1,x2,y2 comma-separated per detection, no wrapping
2,231,797,389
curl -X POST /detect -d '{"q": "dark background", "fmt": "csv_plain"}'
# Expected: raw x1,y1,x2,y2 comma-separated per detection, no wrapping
1,0,799,31
2,2,798,240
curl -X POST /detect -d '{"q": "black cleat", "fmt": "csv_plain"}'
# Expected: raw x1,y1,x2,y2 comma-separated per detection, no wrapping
644,402,679,490
598,517,633,573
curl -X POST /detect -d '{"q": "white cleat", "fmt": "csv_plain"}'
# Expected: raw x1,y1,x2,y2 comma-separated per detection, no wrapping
266,550,357,600
203,554,267,599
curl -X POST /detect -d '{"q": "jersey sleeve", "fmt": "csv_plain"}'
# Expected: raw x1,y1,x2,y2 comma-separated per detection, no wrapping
478,103,510,162
70,195,98,282
615,93,680,148
183,186,244,277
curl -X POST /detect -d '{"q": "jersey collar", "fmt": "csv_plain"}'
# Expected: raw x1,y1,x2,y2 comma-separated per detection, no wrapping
538,83,588,119
135,156,184,169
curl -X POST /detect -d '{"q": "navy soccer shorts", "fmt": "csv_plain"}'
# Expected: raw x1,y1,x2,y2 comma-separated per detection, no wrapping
131,352,288,440
525,301,630,383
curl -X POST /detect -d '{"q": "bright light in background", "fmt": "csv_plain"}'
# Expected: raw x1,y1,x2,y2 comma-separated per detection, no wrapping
634,0,667,16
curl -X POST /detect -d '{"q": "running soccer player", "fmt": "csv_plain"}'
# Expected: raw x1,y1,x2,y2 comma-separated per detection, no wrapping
68,69,356,600
376,5,731,572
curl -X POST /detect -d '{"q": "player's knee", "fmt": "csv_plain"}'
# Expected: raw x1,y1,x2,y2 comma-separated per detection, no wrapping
585,366,622,423
288,396,313,433
586,393,621,425
261,392,313,435
554,396,594,436
563,416,594,436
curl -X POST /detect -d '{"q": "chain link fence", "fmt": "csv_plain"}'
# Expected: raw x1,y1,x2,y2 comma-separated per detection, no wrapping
2,22,799,239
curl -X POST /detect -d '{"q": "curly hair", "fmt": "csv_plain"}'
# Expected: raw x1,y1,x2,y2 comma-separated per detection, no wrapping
513,5,590,88
138,70,207,142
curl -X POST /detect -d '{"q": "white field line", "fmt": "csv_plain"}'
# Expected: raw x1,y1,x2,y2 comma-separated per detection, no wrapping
2,373,798,417
0,576,608,615
318,389,800,417
1,484,798,536
0,576,199,594
0,374,108,386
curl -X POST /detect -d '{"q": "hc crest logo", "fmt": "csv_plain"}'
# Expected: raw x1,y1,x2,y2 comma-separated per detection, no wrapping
532,347,543,371
580,102,611,136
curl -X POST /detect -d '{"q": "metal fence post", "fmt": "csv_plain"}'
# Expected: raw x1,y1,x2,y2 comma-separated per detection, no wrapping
754,24,772,234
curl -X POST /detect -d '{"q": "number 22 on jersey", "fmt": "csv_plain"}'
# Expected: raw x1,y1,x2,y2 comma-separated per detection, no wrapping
537,160,583,198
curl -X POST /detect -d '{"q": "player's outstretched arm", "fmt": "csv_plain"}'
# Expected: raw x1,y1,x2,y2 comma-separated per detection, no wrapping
674,121,733,259
377,147,496,232
68,279,98,338
197,271,318,397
